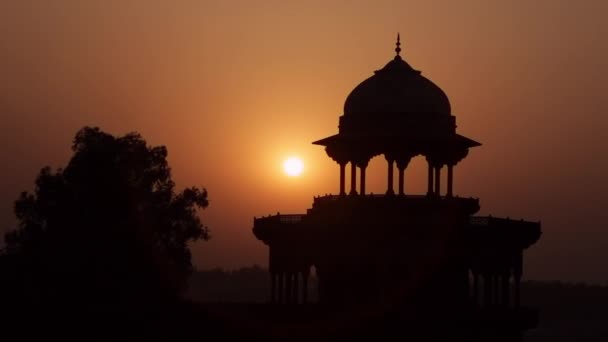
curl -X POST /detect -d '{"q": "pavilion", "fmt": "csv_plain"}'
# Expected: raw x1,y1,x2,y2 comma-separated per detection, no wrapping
253,35,541,339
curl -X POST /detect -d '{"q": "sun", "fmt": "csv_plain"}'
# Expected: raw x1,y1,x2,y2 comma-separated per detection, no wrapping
283,157,304,177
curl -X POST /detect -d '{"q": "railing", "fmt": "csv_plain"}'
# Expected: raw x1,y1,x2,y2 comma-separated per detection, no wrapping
469,216,490,226
279,214,304,224
313,193,478,203
255,195,483,228
469,216,541,227
254,213,305,225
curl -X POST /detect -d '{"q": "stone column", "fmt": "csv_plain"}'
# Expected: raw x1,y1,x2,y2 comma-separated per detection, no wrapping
350,162,357,195
434,166,442,196
285,273,293,304
270,272,277,303
427,161,434,196
483,274,491,307
386,157,395,195
514,274,521,308
502,273,510,306
317,269,323,304
277,272,284,304
472,272,479,305
447,164,454,198
514,251,523,308
398,167,405,196
293,273,300,304
494,275,500,305
339,162,346,196
396,158,409,196
464,268,471,304
360,165,367,196
302,270,309,304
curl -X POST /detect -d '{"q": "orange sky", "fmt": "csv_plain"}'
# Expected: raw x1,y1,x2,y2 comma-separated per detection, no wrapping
1,0,607,283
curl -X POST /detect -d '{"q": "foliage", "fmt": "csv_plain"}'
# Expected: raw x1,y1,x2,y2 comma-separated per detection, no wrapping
2,127,209,310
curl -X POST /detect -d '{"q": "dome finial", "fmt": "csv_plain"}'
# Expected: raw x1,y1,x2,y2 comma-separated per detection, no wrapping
395,33,402,56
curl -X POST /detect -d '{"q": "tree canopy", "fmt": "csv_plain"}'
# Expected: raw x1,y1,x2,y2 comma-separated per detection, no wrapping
2,127,209,310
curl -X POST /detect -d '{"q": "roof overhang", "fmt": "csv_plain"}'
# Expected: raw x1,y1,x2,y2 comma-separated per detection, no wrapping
313,133,481,149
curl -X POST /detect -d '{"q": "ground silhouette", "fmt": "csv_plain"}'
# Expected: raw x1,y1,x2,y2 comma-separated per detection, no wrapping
0,126,209,312
186,267,608,341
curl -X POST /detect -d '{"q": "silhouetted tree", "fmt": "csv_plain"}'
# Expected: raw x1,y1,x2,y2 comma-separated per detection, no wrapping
2,126,209,310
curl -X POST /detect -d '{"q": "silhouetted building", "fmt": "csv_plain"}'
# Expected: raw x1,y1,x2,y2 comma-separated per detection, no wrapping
253,35,541,339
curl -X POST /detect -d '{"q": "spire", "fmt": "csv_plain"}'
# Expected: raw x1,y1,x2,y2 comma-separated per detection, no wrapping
395,33,401,56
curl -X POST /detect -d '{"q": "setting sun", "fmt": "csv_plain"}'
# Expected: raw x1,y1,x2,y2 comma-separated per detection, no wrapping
283,157,304,177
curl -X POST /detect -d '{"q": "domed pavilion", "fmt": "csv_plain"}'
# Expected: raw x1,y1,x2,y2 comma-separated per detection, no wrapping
314,34,479,198
252,35,541,340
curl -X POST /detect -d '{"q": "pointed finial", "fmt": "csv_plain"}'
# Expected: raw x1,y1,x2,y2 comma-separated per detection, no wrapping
395,33,401,56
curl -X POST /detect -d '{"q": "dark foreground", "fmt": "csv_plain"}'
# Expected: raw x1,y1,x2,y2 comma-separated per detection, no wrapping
3,280,607,341
2,301,531,340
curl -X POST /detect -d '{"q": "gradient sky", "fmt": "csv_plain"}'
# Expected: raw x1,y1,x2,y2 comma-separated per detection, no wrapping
1,0,607,283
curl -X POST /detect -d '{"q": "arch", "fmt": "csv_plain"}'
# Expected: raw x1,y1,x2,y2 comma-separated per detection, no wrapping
404,155,431,195
360,154,392,195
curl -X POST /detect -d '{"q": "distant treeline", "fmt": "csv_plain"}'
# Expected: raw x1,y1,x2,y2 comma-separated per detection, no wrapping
521,280,608,321
187,267,608,340
186,265,319,303
187,267,608,321
186,265,270,303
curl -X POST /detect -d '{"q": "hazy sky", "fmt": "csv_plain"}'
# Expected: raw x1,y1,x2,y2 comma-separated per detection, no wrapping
1,0,607,283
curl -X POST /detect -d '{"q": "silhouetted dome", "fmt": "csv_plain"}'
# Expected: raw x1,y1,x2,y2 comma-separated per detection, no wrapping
343,55,451,116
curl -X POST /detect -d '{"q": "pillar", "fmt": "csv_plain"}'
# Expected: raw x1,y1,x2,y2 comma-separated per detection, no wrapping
494,275,500,305
447,164,454,198
317,269,323,304
339,162,346,196
302,271,309,304
270,272,277,303
398,167,405,196
514,274,521,308
285,273,293,304
502,273,510,306
514,252,523,308
483,274,491,307
472,272,479,305
386,158,395,195
350,162,357,195
434,166,441,196
396,158,409,196
427,161,434,196
360,165,367,195
464,269,471,303
293,272,299,304
278,273,284,304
